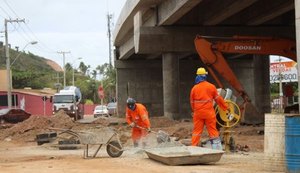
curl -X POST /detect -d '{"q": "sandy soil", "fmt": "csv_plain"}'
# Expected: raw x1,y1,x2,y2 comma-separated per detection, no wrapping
0,113,278,173
46,59,63,72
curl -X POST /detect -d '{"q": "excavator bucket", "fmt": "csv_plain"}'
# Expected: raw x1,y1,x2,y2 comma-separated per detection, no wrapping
242,102,262,124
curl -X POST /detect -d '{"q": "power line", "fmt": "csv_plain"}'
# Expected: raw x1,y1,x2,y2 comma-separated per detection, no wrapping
2,0,58,54
0,5,12,18
3,0,19,17
0,3,31,42
22,21,57,53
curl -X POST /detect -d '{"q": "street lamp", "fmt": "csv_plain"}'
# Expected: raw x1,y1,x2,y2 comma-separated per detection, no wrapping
6,41,38,109
72,57,82,86
11,41,38,66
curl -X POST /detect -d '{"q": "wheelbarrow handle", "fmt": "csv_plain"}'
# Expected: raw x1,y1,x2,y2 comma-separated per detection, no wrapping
135,125,171,143
135,125,156,134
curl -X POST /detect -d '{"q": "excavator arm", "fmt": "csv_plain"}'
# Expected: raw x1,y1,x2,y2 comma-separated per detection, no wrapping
194,35,296,118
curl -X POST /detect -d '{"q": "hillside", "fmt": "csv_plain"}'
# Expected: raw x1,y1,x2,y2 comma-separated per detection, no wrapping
0,45,63,89
0,47,61,72
46,59,63,72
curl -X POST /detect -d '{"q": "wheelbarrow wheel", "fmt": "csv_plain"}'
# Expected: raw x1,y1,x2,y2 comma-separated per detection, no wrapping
106,140,123,158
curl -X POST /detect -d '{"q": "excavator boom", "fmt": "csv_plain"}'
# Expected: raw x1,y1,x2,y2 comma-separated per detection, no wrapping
194,35,296,121
210,36,296,61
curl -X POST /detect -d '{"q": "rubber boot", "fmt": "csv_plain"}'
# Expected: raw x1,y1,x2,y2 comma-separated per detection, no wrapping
133,141,139,148
142,142,147,148
210,137,223,150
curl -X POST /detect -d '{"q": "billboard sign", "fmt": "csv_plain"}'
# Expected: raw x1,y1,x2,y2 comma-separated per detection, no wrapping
270,61,298,83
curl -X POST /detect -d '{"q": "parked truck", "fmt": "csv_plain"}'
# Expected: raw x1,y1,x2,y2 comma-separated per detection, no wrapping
52,86,84,120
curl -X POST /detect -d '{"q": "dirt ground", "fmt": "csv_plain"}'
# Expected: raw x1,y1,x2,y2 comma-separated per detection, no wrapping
0,112,279,173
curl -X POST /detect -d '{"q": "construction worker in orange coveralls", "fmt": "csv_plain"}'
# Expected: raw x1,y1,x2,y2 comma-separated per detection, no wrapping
190,67,228,150
126,98,151,147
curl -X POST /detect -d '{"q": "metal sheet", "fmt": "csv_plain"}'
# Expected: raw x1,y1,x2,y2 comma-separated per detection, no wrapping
145,146,224,165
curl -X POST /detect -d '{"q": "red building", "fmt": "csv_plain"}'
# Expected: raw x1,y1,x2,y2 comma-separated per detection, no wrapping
0,70,97,116
0,89,98,116
0,89,55,116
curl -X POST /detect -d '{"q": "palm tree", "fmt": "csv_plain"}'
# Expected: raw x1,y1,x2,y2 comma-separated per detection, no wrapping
79,62,90,75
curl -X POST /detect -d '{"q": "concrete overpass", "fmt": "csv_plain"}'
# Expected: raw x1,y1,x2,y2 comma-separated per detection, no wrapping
113,0,297,124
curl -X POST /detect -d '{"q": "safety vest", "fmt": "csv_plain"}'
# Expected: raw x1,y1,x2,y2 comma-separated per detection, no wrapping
126,103,150,128
190,81,227,118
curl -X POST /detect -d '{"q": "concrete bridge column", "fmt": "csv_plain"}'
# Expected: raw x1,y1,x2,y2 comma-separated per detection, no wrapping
296,0,300,110
163,53,180,119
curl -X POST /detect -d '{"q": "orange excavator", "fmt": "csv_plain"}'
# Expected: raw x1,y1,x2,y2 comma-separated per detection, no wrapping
194,35,296,122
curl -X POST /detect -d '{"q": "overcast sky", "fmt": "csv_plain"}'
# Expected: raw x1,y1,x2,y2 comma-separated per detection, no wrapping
0,0,126,71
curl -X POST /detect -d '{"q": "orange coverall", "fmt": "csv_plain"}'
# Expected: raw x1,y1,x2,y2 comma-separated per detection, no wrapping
126,103,151,143
190,81,228,146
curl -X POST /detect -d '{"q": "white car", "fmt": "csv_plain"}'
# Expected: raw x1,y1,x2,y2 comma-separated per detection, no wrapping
107,102,117,116
93,105,109,118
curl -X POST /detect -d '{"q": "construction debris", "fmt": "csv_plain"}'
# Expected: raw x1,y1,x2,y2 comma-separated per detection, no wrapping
0,112,264,154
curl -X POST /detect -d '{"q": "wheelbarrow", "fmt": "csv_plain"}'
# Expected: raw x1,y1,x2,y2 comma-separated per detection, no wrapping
48,127,124,158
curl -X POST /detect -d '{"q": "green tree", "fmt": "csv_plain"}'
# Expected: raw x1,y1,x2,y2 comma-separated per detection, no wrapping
65,63,73,71
91,70,97,79
79,62,90,75
8,49,57,89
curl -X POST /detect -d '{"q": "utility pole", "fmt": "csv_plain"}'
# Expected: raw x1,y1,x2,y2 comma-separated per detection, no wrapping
278,56,283,113
53,73,63,92
57,51,71,88
5,18,25,109
107,13,113,66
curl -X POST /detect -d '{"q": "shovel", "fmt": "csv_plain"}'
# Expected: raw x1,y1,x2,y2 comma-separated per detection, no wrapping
135,125,171,143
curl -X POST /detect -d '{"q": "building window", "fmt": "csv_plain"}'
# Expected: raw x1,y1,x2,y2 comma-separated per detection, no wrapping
0,95,8,106
0,94,18,106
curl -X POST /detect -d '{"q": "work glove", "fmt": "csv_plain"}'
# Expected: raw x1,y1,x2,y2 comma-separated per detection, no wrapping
129,122,135,128
147,128,151,133
226,107,231,113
